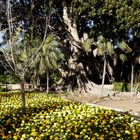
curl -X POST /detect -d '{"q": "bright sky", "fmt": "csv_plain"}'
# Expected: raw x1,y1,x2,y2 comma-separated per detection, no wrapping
0,32,3,43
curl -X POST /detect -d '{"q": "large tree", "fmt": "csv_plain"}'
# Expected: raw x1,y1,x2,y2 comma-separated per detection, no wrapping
32,34,64,93
0,0,52,113
0,0,140,95
50,0,140,93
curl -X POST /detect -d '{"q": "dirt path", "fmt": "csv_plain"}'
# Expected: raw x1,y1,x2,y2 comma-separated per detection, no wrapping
58,90,140,119
94,98,140,114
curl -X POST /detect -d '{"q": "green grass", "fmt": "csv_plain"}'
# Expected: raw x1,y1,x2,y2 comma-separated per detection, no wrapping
113,82,140,92
0,92,140,139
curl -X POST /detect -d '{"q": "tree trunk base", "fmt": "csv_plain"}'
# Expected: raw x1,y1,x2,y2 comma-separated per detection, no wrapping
57,78,115,98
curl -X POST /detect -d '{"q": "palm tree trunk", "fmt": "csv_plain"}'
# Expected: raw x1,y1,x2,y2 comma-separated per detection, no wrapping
20,81,26,114
100,55,107,98
46,70,49,93
131,63,134,92
36,74,41,90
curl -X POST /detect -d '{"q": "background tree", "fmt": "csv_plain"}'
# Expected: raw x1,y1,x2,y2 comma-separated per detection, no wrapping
96,35,114,97
48,0,140,93
0,0,54,113
113,41,132,91
33,34,64,93
0,29,43,113
0,0,140,95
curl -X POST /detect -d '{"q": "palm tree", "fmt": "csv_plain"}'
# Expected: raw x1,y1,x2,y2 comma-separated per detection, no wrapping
34,34,64,93
82,35,114,97
96,35,114,98
131,63,134,92
117,41,132,92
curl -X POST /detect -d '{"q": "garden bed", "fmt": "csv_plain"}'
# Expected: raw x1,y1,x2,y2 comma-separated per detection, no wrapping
0,92,140,139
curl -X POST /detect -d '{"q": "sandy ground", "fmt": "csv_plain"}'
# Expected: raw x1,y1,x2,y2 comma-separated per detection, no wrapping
59,91,140,119
94,98,140,114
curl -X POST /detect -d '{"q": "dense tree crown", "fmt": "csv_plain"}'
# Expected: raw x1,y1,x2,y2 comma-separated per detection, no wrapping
0,0,140,41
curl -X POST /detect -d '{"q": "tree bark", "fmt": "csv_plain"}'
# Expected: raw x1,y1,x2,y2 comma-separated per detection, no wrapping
61,5,98,94
100,55,107,98
131,64,134,92
46,70,49,93
63,7,80,42
20,81,26,114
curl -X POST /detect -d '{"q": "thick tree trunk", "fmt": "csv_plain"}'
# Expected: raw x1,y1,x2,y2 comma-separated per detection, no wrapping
20,81,26,114
60,6,98,94
61,6,114,96
60,45,98,94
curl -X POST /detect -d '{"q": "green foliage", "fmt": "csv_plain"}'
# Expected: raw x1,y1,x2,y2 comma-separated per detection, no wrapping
50,70,62,85
1,0,140,42
119,54,128,63
82,38,94,52
0,92,140,139
71,0,140,32
113,82,125,91
97,35,114,56
106,41,114,55
0,0,139,90
113,82,140,92
0,30,43,83
0,74,17,84
119,41,132,53
33,34,64,75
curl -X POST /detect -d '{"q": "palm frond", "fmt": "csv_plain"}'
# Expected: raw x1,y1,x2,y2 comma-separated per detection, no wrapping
82,38,94,52
49,40,61,48
50,58,58,68
45,55,53,69
119,41,132,53
97,35,114,56
97,35,106,55
119,54,127,63
106,41,114,55
38,56,46,74
46,34,54,43
20,51,27,62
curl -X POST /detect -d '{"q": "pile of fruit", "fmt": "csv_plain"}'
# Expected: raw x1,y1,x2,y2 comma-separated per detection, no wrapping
0,92,140,139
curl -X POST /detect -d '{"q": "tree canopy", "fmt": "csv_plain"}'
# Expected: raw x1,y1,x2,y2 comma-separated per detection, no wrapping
0,0,140,94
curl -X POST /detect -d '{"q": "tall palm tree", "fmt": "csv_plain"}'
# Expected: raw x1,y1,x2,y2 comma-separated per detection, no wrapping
34,34,64,93
131,63,134,92
82,35,114,97
118,41,132,92
96,35,114,98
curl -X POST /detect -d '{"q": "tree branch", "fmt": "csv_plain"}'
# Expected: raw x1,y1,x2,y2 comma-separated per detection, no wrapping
63,7,80,42
7,0,16,67
23,3,52,72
